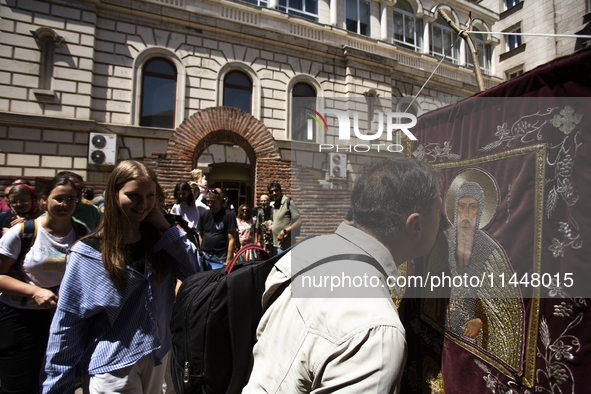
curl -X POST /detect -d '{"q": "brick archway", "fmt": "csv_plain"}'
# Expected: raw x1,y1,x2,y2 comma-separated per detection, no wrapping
171,106,280,164
145,106,355,238
146,106,289,201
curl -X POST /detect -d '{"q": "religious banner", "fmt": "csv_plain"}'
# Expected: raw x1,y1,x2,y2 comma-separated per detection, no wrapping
401,47,591,393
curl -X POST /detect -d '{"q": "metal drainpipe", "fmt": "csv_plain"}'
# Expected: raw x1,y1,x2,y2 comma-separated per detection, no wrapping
552,0,558,57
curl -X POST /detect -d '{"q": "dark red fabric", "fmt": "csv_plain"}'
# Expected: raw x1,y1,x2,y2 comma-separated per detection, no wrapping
401,47,591,393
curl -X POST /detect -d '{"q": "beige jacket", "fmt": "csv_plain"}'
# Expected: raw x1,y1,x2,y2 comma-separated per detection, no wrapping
243,223,407,393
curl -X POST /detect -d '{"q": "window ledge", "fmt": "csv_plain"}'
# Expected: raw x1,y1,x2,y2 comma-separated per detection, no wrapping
499,43,526,62
500,1,524,20
463,64,491,76
32,89,58,102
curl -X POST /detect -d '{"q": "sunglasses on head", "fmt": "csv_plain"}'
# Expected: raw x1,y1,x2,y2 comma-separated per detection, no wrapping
207,189,221,196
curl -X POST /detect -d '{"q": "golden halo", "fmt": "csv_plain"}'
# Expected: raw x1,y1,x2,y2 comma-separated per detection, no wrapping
444,168,499,230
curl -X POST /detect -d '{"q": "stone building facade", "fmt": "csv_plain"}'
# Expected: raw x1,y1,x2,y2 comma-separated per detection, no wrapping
479,0,590,80
1,0,502,233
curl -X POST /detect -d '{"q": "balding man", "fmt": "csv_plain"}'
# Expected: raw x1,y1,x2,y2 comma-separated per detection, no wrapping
198,189,237,266
255,194,273,255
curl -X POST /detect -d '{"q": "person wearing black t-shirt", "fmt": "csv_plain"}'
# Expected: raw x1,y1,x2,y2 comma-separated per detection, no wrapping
198,189,237,266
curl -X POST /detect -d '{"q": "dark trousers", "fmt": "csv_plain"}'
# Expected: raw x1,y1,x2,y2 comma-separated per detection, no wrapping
0,302,53,394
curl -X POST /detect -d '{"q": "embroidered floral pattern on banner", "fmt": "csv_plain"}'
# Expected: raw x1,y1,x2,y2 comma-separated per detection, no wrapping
473,104,585,393
413,142,460,163
477,105,583,258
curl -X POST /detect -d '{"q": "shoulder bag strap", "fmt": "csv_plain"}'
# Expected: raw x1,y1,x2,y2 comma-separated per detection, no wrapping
16,219,37,306
266,253,387,311
18,219,37,265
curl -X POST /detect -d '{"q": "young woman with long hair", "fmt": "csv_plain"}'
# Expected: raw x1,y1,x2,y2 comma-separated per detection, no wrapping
43,160,201,394
0,176,84,393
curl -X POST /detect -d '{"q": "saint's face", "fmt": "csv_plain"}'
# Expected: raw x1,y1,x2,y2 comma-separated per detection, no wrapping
457,196,479,230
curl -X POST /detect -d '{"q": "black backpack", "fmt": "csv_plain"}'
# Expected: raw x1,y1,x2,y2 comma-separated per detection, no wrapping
170,241,386,394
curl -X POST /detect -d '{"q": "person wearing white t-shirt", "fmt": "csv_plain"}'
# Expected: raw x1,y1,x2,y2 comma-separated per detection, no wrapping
171,182,201,229
0,176,86,394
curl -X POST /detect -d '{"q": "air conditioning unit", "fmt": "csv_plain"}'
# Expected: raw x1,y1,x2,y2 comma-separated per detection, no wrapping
88,133,117,165
329,153,347,179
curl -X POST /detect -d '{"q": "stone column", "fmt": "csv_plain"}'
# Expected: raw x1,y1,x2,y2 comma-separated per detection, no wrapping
422,17,430,54
380,1,388,41
459,30,466,66
330,0,338,26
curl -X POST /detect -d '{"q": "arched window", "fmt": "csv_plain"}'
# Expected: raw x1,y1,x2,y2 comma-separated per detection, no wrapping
393,0,422,51
466,31,491,74
291,82,317,142
400,102,418,119
223,71,252,114
140,58,177,128
430,15,458,63
346,0,370,36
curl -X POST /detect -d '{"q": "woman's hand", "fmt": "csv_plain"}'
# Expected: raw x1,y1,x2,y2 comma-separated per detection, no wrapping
10,217,25,227
32,288,58,308
144,206,172,233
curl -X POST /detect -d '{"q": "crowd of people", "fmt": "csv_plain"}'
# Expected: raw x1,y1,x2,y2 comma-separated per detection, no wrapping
0,163,304,393
163,174,302,267
0,156,441,393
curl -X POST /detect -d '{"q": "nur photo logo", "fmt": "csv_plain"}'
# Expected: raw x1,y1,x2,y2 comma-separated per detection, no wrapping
302,105,418,153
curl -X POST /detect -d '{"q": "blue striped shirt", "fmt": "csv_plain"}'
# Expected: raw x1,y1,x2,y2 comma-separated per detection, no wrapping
42,226,201,394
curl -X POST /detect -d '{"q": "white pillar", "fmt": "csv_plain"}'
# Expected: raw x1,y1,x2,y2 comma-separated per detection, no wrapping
380,1,388,41
318,0,331,24
459,38,466,66
422,17,430,54
330,0,338,25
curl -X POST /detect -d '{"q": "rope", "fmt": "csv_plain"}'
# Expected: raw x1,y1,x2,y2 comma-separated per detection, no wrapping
474,31,591,39
402,28,591,113
403,34,463,114
402,28,591,114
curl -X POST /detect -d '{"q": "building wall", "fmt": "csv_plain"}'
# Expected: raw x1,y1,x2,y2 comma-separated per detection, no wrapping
555,0,588,57
480,0,588,79
0,0,501,188
0,0,96,119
